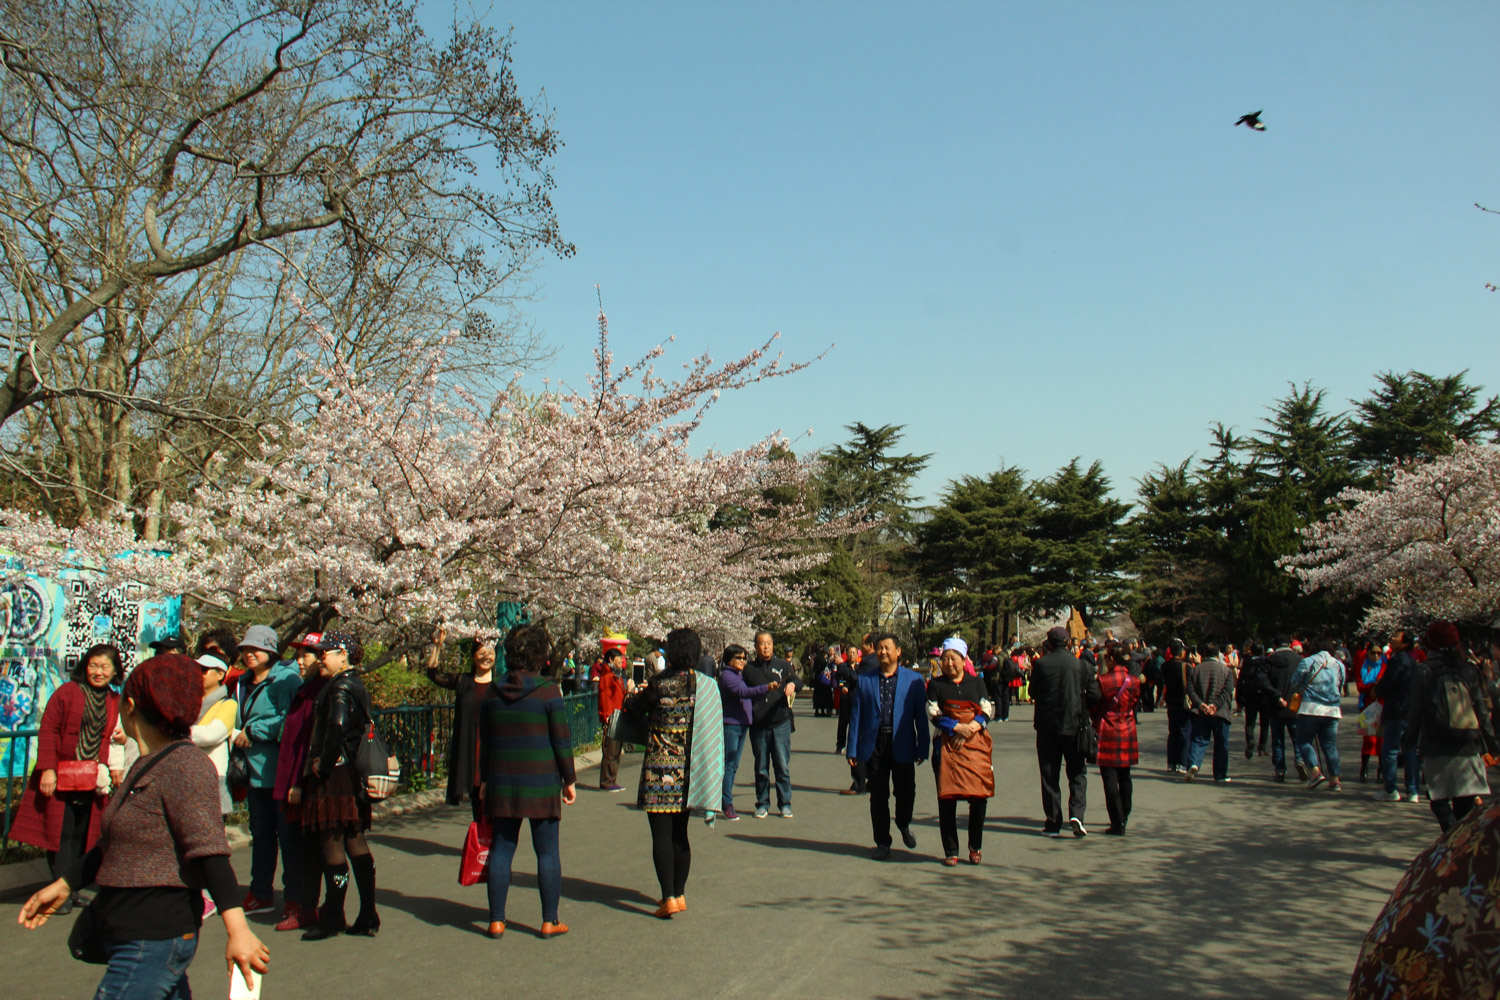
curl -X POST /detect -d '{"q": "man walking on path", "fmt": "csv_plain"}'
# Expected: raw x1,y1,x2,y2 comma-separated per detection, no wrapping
1160,639,1193,772
744,631,798,818
1184,642,1236,783
847,633,929,859
1266,635,1304,781
1030,626,1101,838
1373,631,1420,802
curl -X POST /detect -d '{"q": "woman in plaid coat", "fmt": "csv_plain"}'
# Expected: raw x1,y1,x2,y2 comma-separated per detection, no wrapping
1092,642,1142,836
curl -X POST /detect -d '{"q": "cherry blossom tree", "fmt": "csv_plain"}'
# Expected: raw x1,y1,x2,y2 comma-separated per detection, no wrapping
1282,441,1500,630
2,308,854,655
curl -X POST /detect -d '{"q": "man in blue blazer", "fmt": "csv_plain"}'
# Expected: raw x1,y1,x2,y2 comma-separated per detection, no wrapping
847,633,930,859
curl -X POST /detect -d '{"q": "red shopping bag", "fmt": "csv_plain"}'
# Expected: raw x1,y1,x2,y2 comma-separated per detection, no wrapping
459,819,492,886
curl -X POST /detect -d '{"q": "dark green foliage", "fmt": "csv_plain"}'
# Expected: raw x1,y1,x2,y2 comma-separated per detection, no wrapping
1029,459,1133,627
1349,370,1500,471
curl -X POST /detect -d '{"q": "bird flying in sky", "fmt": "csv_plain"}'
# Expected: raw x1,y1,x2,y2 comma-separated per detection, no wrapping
1235,110,1266,131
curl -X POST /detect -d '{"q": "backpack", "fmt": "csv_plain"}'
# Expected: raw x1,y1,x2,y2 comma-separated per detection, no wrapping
1425,662,1481,737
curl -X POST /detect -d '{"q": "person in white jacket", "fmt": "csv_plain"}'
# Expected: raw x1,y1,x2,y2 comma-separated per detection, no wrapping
191,653,238,815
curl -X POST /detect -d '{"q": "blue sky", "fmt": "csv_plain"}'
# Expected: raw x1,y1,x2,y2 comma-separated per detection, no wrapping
478,1,1499,504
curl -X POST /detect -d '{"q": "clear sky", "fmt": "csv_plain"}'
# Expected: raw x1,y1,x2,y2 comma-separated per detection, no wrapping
477,1,1499,505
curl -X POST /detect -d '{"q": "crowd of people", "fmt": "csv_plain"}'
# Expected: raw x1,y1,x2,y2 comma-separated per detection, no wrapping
11,613,1500,997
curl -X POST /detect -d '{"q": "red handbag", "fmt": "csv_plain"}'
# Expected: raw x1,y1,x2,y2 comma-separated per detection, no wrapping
55,759,99,793
458,819,492,886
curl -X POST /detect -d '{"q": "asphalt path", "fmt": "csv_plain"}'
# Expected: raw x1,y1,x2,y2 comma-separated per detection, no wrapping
1,698,1442,999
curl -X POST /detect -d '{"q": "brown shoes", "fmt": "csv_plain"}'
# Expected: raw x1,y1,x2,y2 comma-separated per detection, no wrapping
486,921,505,938
540,921,569,938
653,896,685,919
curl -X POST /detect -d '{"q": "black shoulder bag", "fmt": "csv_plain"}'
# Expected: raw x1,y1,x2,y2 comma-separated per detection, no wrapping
69,742,191,964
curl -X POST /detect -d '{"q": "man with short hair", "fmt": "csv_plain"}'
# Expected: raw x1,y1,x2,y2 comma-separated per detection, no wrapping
1184,642,1236,783
743,631,797,818
1266,634,1304,781
847,633,929,859
1160,639,1193,772
1372,631,1420,802
1031,626,1101,838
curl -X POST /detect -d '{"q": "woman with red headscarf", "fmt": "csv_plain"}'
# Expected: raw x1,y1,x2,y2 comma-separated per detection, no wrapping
18,653,269,999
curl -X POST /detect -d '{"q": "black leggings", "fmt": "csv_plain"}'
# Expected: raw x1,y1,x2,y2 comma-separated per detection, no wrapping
646,811,691,899
1100,766,1133,832
937,797,987,857
1431,796,1481,833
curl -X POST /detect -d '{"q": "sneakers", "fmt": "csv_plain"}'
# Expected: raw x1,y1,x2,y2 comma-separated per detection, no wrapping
1184,765,1199,783
203,894,218,920
1408,792,1422,803
1215,777,1232,785
753,806,769,819
604,784,626,793
1274,772,1286,783
1069,817,1088,838
1295,760,1308,781
1306,769,1327,790
779,806,793,819
899,826,917,849
1044,828,1065,838
1371,789,1402,801
275,903,317,932
872,844,891,860
1328,780,1343,792
722,804,740,821
241,892,275,915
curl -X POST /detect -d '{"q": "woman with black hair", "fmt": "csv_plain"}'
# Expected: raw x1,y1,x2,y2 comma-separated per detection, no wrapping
630,628,725,918
300,631,381,940
477,622,576,938
424,629,500,821
7,644,122,911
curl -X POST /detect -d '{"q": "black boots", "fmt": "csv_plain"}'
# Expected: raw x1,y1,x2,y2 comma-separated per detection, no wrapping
346,853,380,936
302,863,348,941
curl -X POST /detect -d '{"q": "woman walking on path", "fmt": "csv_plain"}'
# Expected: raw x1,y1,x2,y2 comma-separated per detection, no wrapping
7,644,122,910
926,638,994,866
300,631,381,940
477,622,576,939
18,653,269,999
1092,641,1142,835
1286,637,1347,792
631,627,723,917
424,629,500,821
1404,621,1497,833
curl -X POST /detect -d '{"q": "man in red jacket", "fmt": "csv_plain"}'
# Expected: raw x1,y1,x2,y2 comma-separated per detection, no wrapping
595,648,627,792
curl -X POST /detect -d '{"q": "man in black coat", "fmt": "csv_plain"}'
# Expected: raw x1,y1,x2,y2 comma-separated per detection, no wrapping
1237,642,1274,759
836,634,875,794
1265,634,1305,782
1373,630,1420,802
743,630,799,818
1160,639,1193,773
1031,626,1102,838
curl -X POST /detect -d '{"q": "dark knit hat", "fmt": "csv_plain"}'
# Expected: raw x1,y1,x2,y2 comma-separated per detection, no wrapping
124,654,204,736
1424,620,1462,649
1046,626,1069,647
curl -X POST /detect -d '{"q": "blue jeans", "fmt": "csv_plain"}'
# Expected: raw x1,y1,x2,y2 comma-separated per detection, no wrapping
245,786,294,898
1295,715,1341,778
95,933,198,1000
722,723,750,808
1380,718,1419,795
750,719,792,810
1270,714,1293,775
487,817,561,924
1165,706,1192,769
1186,715,1230,780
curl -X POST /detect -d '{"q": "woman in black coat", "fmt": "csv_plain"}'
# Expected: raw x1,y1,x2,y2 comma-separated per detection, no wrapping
424,629,500,821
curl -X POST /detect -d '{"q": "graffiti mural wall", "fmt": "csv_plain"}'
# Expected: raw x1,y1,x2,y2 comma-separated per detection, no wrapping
0,552,181,774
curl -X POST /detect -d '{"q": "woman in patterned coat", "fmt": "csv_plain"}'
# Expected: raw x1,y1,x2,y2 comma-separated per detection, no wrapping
1092,641,1142,836
629,627,712,919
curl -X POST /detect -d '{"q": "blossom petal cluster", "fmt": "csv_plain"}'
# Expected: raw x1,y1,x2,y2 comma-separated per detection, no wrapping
1283,441,1500,630
3,310,855,641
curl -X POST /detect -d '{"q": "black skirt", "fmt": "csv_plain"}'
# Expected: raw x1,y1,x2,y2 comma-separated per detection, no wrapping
301,762,371,834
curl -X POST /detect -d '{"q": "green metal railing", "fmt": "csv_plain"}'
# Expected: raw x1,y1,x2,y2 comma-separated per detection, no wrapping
371,692,598,794
1,728,40,860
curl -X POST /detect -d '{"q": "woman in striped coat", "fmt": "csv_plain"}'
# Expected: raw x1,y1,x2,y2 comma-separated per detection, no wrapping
1092,641,1142,836
478,623,576,939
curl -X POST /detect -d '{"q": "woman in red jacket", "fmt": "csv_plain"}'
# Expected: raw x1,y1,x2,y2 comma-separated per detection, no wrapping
7,644,122,911
1092,641,1142,836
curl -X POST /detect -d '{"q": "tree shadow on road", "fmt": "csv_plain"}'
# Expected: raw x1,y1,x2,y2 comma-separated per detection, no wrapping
369,832,461,858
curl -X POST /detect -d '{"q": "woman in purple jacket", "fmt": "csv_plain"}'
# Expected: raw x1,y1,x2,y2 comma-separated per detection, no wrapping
717,644,777,821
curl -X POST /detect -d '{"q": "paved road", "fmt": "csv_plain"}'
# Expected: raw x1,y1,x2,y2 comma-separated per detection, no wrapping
2,700,1441,999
